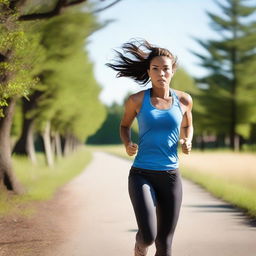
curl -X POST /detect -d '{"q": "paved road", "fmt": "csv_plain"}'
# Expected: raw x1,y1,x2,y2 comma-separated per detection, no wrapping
49,152,256,256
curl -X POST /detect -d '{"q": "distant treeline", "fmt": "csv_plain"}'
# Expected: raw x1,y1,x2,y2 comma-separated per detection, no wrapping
87,103,138,145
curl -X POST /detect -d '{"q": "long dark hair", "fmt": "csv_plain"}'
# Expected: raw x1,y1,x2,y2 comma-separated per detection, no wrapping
106,39,178,85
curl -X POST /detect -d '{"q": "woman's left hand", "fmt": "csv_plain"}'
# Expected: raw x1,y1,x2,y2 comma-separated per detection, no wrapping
180,138,192,155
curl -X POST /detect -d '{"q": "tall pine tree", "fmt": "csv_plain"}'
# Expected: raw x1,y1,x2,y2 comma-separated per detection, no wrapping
192,0,256,150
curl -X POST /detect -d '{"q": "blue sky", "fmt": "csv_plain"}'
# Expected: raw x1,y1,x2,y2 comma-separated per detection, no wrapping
87,0,220,105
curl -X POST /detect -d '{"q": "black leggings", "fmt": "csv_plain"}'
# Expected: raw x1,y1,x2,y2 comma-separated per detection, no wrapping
128,167,183,256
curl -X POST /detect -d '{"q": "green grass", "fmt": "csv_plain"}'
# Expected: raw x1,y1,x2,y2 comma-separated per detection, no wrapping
0,146,92,216
90,144,256,218
181,167,256,217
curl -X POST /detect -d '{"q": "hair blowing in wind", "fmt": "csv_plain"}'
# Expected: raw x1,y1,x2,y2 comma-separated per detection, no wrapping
106,39,178,85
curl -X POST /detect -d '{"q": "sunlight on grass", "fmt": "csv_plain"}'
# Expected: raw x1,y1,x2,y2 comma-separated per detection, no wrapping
0,147,92,216
180,151,256,217
181,167,256,217
13,147,92,200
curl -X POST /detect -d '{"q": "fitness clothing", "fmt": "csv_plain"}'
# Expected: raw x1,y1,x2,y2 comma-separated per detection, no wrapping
129,88,184,256
133,88,183,171
129,167,183,256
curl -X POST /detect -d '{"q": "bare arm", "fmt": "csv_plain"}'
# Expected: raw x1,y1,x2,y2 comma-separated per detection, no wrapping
179,93,193,154
120,94,140,156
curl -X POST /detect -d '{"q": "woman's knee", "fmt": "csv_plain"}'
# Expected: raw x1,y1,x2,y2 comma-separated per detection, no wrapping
137,231,155,247
143,235,155,246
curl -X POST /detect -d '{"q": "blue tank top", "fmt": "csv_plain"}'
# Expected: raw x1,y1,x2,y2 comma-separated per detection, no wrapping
132,88,183,171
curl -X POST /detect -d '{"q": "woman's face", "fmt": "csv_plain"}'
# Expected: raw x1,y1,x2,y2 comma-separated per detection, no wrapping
147,56,174,89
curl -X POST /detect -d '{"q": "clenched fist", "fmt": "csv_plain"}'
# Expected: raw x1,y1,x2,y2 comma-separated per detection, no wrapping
179,138,192,155
125,142,138,156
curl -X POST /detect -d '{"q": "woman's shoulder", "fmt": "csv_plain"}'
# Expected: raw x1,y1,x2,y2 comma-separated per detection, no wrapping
172,89,192,107
125,89,148,113
127,89,147,105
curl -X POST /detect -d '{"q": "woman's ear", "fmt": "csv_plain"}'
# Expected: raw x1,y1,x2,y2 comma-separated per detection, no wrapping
147,69,150,77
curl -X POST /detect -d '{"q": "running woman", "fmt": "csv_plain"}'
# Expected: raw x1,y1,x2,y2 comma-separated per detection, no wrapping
106,39,193,256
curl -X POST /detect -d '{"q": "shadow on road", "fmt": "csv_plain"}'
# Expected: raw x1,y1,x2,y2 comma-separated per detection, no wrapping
183,203,256,228
127,229,138,232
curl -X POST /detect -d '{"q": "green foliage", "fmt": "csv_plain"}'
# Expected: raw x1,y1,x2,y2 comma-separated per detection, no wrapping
19,0,57,15
192,0,256,142
87,102,138,145
40,12,97,58
87,103,124,144
11,99,22,138
22,10,106,142
48,49,106,141
171,68,198,94
0,0,9,4
0,3,44,116
1,0,106,155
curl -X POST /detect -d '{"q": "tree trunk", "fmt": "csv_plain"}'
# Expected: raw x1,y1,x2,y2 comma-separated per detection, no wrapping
42,121,54,167
74,137,81,152
13,93,42,155
64,134,71,156
13,115,34,154
54,132,62,159
27,121,37,164
230,97,237,150
0,98,24,193
225,135,231,147
71,136,75,153
230,20,238,150
51,132,56,157
234,134,240,152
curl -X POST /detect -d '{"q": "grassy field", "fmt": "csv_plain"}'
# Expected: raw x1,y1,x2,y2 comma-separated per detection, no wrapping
180,152,256,217
0,146,92,216
89,145,256,218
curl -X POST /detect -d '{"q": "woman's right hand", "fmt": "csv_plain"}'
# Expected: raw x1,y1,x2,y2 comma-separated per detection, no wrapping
125,142,138,156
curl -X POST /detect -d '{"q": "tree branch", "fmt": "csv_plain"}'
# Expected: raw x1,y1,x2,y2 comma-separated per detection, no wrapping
93,0,122,13
63,0,88,7
18,0,86,21
18,0,65,20
17,0,123,20
9,0,27,11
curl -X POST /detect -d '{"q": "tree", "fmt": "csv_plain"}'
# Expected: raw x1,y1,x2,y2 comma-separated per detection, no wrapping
0,2,42,192
13,11,94,154
9,0,122,20
0,0,118,192
171,68,198,94
192,0,256,150
14,11,106,166
34,48,106,163
87,103,123,145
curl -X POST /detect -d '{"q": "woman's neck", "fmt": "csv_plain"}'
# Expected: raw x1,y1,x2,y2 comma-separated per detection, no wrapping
151,87,171,99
